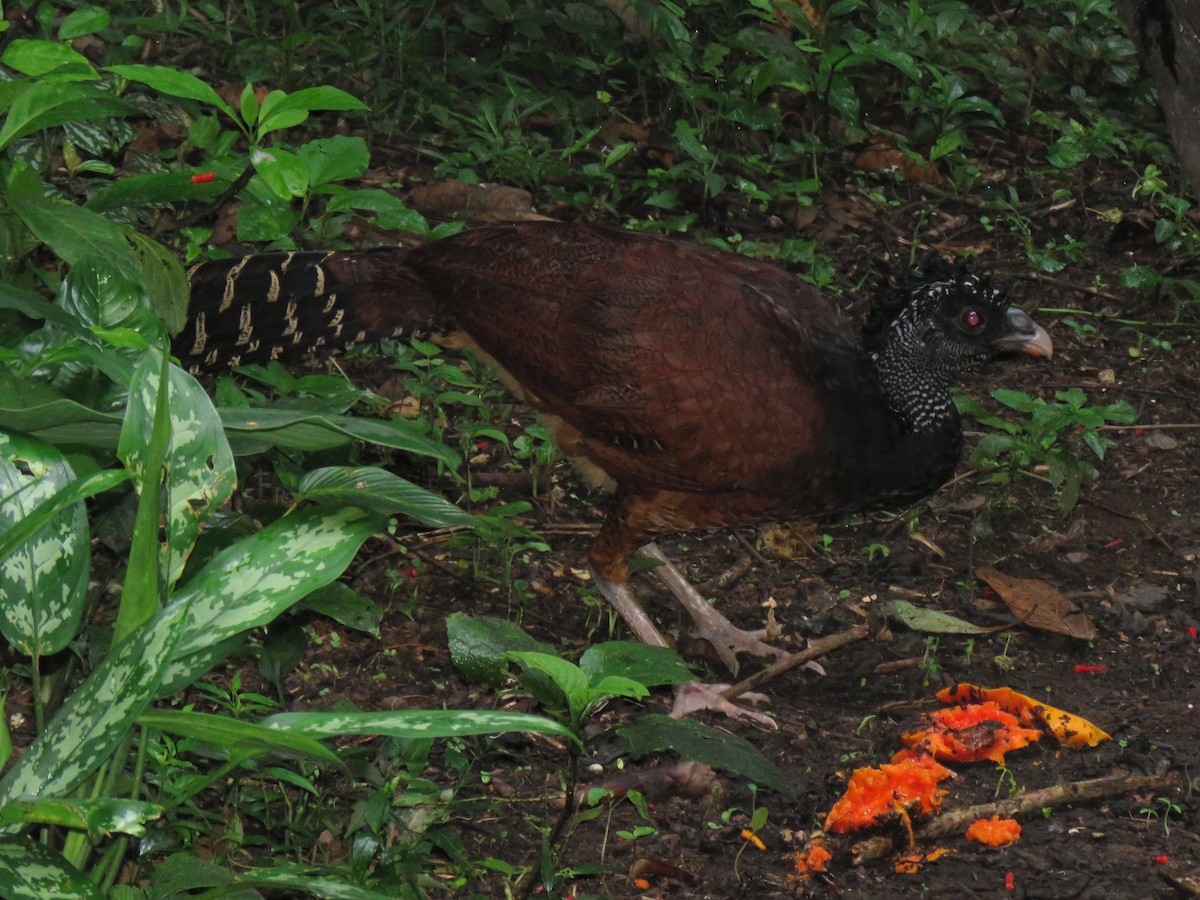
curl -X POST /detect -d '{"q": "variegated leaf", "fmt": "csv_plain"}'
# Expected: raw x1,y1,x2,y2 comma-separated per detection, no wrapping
0,601,188,811
296,466,477,527
0,432,88,657
168,505,381,664
118,350,236,587
0,839,103,900
262,709,577,743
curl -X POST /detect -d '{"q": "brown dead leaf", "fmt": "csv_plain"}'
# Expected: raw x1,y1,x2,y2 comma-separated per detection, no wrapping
758,520,820,561
975,567,1096,640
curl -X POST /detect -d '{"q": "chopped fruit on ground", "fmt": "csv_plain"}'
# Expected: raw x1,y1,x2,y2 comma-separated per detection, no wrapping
900,701,1042,764
966,816,1022,846
937,683,1111,747
823,757,951,834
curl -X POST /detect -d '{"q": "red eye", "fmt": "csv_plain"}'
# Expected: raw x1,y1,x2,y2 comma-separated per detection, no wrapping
962,308,984,329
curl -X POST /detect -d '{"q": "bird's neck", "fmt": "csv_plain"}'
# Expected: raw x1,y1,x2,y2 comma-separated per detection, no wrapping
871,346,959,434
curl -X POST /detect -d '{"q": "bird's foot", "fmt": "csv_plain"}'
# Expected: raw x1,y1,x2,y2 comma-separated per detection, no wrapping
669,682,777,730
636,544,787,675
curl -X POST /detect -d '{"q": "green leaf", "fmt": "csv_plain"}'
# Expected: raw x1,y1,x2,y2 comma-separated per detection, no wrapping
446,612,554,688
882,599,994,634
119,352,237,591
9,192,140,275
297,582,382,637
297,466,476,528
138,709,340,765
0,82,137,149
262,709,577,744
85,171,225,214
579,642,693,687
617,714,791,794
299,135,370,187
218,408,458,466
0,39,96,79
323,186,429,233
0,600,190,809
0,840,103,899
130,232,190,336
508,652,588,704
0,797,161,838
105,64,236,119
113,349,173,643
167,505,382,663
252,146,309,200
235,200,302,242
0,432,89,656
0,379,125,450
255,86,367,137
58,8,110,40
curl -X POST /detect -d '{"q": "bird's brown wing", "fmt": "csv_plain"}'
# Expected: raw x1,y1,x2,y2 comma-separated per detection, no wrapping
407,223,854,495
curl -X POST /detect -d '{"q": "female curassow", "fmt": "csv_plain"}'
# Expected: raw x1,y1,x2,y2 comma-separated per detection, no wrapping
176,222,1052,725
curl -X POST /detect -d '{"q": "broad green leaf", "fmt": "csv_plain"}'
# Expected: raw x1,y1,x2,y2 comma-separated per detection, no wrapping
56,254,149,331
168,505,381,662
0,600,190,809
9,194,139,275
219,408,458,466
0,39,96,79
0,840,103,899
0,468,128,584
0,380,124,450
618,714,791,794
508,651,589,698
229,867,401,899
129,232,190,336
882,599,994,635
251,146,309,199
58,8,111,39
105,64,236,119
579,642,693,687
138,710,340,765
262,709,577,744
256,86,367,137
235,200,302,242
323,186,429,233
297,582,382,637
119,352,237,589
114,349,173,641
0,81,137,149
446,612,554,688
0,506,377,807
85,171,225,214
239,83,259,128
0,432,88,657
299,135,370,187
0,797,161,838
297,466,475,528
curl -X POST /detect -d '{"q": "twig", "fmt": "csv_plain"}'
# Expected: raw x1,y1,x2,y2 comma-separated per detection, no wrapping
919,773,1174,840
851,772,1176,864
722,624,871,700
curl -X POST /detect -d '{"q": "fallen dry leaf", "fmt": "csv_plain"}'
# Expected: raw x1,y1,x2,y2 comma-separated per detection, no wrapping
976,566,1096,640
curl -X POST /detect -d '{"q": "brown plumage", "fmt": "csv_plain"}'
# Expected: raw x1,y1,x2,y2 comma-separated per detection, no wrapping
177,222,1052,724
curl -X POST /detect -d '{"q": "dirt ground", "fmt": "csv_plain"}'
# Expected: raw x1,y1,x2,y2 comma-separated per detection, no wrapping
255,166,1200,898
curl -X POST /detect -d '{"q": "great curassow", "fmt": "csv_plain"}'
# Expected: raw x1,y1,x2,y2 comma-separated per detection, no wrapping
175,222,1052,726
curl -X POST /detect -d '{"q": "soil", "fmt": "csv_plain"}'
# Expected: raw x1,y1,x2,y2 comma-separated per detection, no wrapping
245,166,1200,899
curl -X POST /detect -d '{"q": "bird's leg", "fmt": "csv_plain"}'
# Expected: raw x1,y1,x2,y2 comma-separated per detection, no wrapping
635,543,786,674
592,573,777,730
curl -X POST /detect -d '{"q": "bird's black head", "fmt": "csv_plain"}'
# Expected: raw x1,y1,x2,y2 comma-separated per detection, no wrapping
864,257,1052,370
863,257,1052,431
